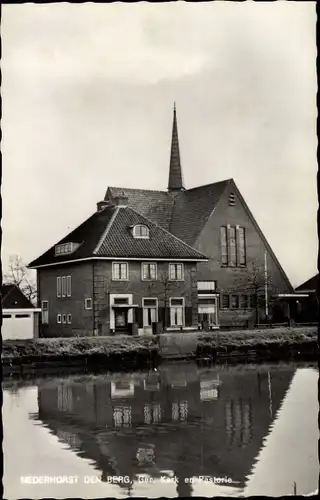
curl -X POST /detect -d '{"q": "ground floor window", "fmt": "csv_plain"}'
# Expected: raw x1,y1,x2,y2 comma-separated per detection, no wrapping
142,298,158,327
198,296,218,325
169,298,185,327
221,294,251,309
41,301,49,324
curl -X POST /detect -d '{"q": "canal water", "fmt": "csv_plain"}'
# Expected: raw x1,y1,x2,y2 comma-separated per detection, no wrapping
3,361,318,498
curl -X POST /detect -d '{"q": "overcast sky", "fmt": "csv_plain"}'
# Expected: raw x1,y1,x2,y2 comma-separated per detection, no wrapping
2,2,317,288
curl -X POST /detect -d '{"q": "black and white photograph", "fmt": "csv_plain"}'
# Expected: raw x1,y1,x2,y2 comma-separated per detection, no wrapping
1,1,318,498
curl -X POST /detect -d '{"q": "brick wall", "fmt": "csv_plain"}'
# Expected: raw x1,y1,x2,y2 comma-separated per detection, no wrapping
93,260,198,332
38,260,199,336
194,184,292,326
38,262,94,337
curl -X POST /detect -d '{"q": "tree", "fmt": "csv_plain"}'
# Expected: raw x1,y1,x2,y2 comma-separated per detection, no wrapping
224,259,280,325
4,255,37,305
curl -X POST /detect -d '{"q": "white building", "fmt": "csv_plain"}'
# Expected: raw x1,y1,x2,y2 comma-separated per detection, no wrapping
2,284,40,340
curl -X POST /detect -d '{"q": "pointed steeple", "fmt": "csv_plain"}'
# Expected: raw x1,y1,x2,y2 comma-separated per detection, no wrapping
168,103,185,191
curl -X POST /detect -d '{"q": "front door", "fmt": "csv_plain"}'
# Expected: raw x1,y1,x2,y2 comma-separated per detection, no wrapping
142,298,158,332
115,308,128,332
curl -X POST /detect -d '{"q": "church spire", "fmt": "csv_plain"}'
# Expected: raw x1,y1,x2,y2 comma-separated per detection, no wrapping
168,102,185,191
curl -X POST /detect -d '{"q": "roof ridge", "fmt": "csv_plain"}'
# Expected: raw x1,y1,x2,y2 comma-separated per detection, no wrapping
109,186,169,195
126,206,207,259
186,178,232,192
93,206,120,255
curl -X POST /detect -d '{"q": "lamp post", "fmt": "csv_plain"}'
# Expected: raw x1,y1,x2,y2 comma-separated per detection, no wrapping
264,251,269,320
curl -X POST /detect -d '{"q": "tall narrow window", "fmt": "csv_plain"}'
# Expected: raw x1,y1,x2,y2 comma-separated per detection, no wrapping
238,227,246,265
67,276,72,297
221,227,228,265
41,301,49,324
222,295,230,309
231,295,239,309
62,276,66,297
169,298,184,326
57,277,61,298
229,227,237,266
169,263,184,281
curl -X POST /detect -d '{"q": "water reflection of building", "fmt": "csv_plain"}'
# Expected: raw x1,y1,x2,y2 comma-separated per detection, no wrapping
35,363,294,496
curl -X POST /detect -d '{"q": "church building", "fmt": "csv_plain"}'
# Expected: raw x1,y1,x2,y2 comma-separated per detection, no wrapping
29,105,293,336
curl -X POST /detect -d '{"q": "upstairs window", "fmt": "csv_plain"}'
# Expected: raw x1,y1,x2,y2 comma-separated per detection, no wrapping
57,276,72,298
169,263,184,281
55,242,79,256
132,224,149,239
141,262,157,281
112,262,128,280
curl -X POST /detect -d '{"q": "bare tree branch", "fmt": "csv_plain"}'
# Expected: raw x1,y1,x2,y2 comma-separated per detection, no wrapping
4,255,37,305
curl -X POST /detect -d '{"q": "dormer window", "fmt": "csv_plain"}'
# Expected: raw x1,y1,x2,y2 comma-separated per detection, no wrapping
55,242,79,256
132,224,149,239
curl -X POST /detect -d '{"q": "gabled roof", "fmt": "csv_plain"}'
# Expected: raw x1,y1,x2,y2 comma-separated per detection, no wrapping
105,186,174,230
106,179,230,246
295,274,318,292
169,179,230,245
1,284,34,309
95,206,207,259
28,205,207,268
228,180,294,293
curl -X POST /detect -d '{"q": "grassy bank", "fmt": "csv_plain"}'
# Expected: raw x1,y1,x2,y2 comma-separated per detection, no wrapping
197,326,318,361
2,326,318,374
2,335,160,373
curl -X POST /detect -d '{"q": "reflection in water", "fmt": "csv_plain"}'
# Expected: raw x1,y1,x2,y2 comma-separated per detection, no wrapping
3,362,318,498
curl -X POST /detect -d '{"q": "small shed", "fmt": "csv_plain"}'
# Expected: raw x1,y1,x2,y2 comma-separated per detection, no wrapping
1,284,41,340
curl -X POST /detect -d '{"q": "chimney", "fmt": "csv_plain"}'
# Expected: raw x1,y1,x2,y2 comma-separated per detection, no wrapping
97,200,113,212
113,192,128,207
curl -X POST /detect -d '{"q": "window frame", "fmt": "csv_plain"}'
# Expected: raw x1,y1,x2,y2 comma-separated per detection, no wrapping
57,314,62,324
221,225,247,267
112,261,129,281
141,262,157,281
237,227,246,266
132,224,149,239
57,277,61,298
67,313,72,324
61,276,67,297
41,300,49,324
229,226,237,267
221,294,230,309
62,314,66,324
231,294,240,309
169,296,185,327
85,298,92,310
67,276,72,297
168,263,184,281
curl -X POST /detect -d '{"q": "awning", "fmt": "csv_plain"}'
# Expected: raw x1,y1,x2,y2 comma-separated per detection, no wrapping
112,304,139,309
